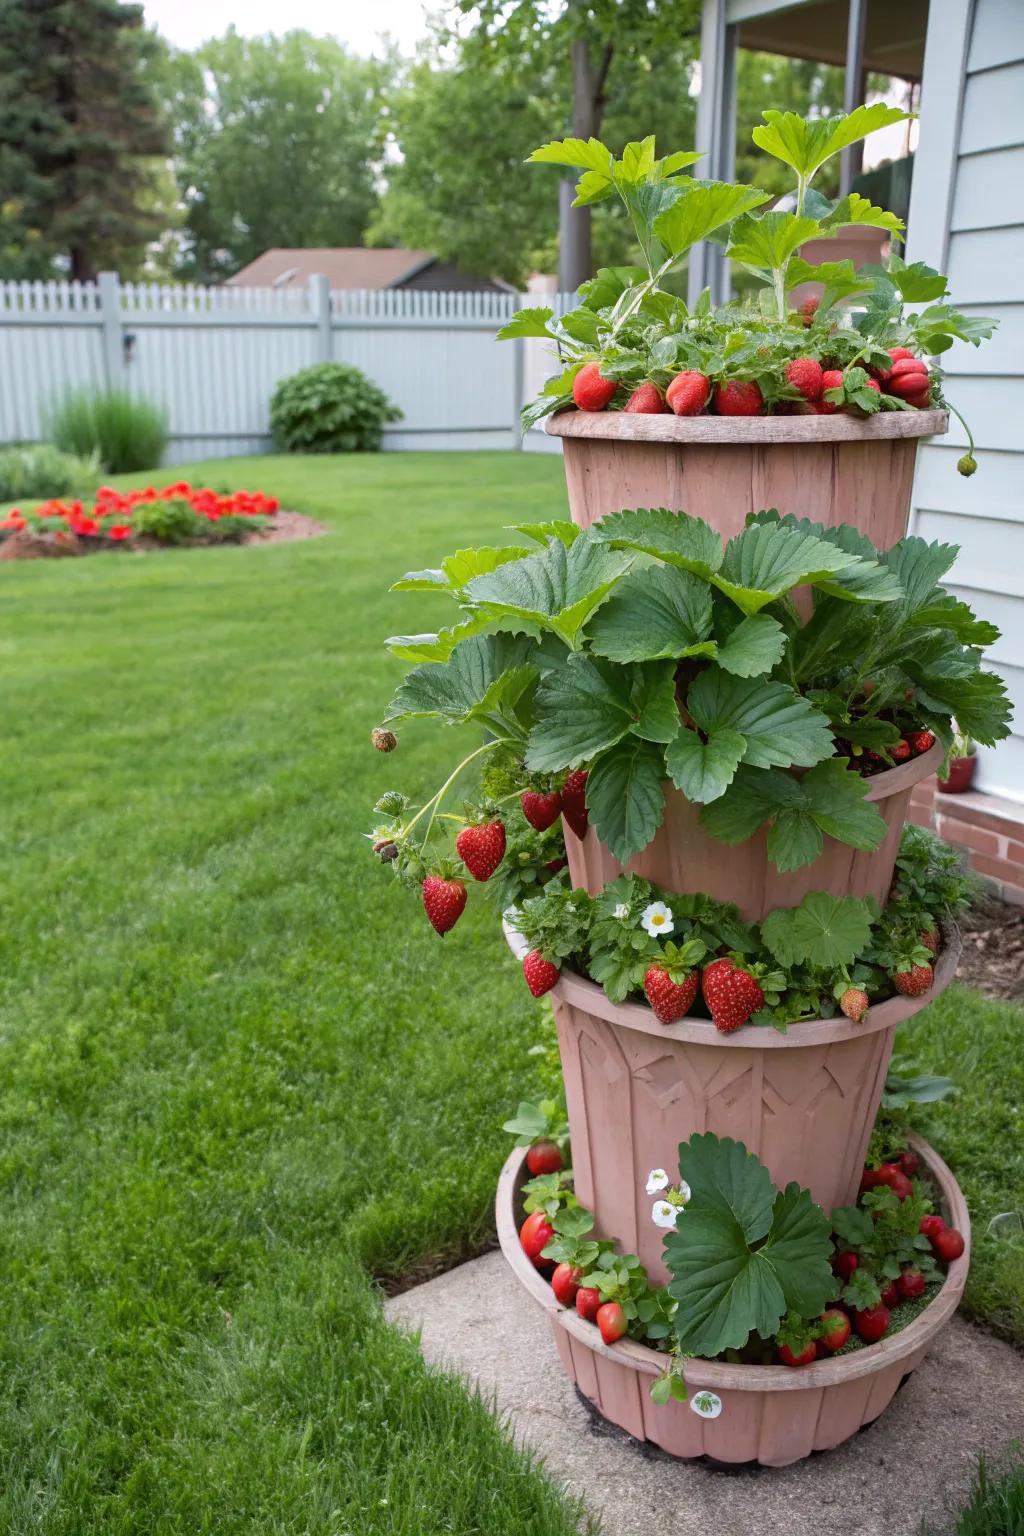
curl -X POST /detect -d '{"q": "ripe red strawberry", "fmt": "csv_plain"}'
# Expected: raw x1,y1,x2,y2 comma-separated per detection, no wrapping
545,857,568,873
521,789,562,831
801,295,819,327
888,363,930,400
624,381,664,414
778,1340,817,1367
455,820,506,882
551,1262,583,1307
919,929,939,956
701,957,764,1032
560,770,589,840
821,368,844,392
903,390,932,409
890,738,911,762
526,1139,563,1176
785,357,824,402
519,1210,553,1262
899,1149,921,1176
839,987,869,1024
666,370,710,416
897,1267,926,1300
596,1301,627,1344
573,363,616,412
819,1309,851,1353
575,1286,601,1322
889,347,916,364
865,1163,913,1201
834,1252,859,1283
908,730,936,755
920,1214,946,1243
880,1280,900,1309
933,1226,965,1263
863,378,881,396
523,950,560,997
644,965,699,1025
890,356,928,381
852,1303,891,1343
893,963,933,998
714,379,763,416
422,875,467,935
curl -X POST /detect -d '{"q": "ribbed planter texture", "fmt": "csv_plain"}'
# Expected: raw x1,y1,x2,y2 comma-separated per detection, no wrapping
497,1133,970,1467
504,920,960,1285
546,409,948,548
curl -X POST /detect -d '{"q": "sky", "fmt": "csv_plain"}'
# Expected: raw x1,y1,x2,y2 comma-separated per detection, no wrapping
141,0,433,56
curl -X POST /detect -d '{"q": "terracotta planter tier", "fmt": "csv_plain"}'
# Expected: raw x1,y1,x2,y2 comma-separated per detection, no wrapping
497,1133,969,1467
546,409,948,549
503,920,960,1284
564,740,943,920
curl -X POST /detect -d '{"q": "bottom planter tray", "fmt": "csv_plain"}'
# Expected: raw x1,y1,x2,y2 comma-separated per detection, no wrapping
496,1133,970,1468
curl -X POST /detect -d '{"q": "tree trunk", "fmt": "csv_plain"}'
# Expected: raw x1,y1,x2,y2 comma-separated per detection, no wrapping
557,31,613,292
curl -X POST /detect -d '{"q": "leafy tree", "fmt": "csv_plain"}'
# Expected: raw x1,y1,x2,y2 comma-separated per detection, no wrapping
452,0,700,287
0,0,166,280
159,30,389,283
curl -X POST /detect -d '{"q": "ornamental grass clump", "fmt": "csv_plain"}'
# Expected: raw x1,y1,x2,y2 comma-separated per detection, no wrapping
48,388,168,473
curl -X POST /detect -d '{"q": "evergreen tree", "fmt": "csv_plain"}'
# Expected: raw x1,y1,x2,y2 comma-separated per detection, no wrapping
0,0,166,279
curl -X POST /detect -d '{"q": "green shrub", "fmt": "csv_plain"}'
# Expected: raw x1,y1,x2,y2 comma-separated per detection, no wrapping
48,388,168,473
269,362,401,454
0,442,101,501
922,1450,1024,1534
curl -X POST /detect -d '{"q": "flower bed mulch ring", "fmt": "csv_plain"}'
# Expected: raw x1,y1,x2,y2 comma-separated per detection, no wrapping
497,1132,970,1468
0,509,328,561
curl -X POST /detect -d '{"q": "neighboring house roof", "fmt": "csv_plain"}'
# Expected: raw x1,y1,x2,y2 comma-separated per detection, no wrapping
225,248,497,290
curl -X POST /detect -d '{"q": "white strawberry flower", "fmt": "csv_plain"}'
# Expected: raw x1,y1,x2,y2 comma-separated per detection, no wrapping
614,903,630,919
652,1199,678,1229
677,1179,691,1207
646,1168,670,1194
640,901,674,937
690,1390,722,1420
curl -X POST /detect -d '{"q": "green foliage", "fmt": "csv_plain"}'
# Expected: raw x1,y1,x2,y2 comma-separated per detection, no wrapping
760,892,876,970
48,388,168,473
156,32,387,283
922,1451,1024,1536
270,363,401,456
664,1134,835,1357
0,0,165,279
832,1183,941,1307
129,499,262,546
0,443,100,501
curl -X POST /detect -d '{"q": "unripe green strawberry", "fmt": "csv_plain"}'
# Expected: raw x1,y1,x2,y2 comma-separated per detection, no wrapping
958,453,977,476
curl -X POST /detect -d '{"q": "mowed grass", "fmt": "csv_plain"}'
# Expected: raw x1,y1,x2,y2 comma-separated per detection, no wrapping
0,450,1021,1532
0,452,594,1535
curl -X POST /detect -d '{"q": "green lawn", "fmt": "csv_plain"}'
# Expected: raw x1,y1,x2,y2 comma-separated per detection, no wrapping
0,451,1020,1533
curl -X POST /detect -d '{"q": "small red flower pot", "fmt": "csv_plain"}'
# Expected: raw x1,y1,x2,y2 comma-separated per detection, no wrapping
937,755,977,794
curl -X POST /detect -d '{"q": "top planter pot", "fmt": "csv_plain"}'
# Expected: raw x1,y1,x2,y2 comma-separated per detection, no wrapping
546,409,948,548
564,739,943,920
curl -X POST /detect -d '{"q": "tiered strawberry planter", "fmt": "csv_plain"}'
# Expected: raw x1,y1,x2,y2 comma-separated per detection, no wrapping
497,1132,970,1467
372,106,1005,1473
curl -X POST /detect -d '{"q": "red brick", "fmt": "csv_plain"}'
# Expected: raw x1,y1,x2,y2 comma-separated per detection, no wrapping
912,781,936,806
934,791,1024,838
1006,840,1024,866
907,807,935,830
934,816,1000,856
967,851,1024,888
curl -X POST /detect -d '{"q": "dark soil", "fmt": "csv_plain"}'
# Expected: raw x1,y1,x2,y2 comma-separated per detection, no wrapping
956,894,1024,1003
0,509,327,561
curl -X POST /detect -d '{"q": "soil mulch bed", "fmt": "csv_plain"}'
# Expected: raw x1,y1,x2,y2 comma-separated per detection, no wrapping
956,894,1024,1002
0,508,327,561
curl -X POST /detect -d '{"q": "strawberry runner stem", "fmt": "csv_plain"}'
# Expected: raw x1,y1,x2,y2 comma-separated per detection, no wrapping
402,738,507,844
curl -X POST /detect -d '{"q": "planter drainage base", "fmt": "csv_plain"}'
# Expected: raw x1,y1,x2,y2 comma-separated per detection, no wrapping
497,1135,970,1468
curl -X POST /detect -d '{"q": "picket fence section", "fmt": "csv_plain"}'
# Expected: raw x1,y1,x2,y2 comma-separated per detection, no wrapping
0,274,572,462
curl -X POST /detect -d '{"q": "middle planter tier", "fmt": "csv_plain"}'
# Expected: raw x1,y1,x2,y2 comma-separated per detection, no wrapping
563,740,942,920
503,921,960,1288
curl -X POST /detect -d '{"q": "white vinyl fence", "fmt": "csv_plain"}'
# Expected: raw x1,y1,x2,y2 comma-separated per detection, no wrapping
0,273,572,463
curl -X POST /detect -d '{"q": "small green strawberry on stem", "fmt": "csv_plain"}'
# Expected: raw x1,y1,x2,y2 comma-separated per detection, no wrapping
643,938,707,1025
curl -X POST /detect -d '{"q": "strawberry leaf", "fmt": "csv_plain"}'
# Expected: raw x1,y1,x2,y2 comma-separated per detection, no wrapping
725,211,821,273
585,738,666,862
495,306,557,340
391,545,530,594
466,534,633,648
665,726,746,803
653,181,772,258
752,105,913,182
699,760,886,872
384,633,538,725
715,522,874,614
821,192,904,237
586,565,715,663
760,892,876,969
526,657,678,771
507,520,579,549
685,669,835,771
713,613,787,677
664,1134,834,1358
587,505,723,578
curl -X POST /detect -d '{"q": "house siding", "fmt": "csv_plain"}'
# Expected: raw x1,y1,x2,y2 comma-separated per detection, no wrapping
910,0,1024,800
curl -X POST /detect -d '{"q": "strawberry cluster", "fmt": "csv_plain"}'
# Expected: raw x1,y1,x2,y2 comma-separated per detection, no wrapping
0,481,280,542
572,345,934,420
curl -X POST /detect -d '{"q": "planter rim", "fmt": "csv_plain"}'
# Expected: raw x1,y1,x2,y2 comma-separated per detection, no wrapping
497,1131,969,1392
545,408,949,447
504,919,961,1047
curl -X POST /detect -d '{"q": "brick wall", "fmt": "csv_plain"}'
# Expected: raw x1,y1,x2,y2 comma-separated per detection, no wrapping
909,778,1024,904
